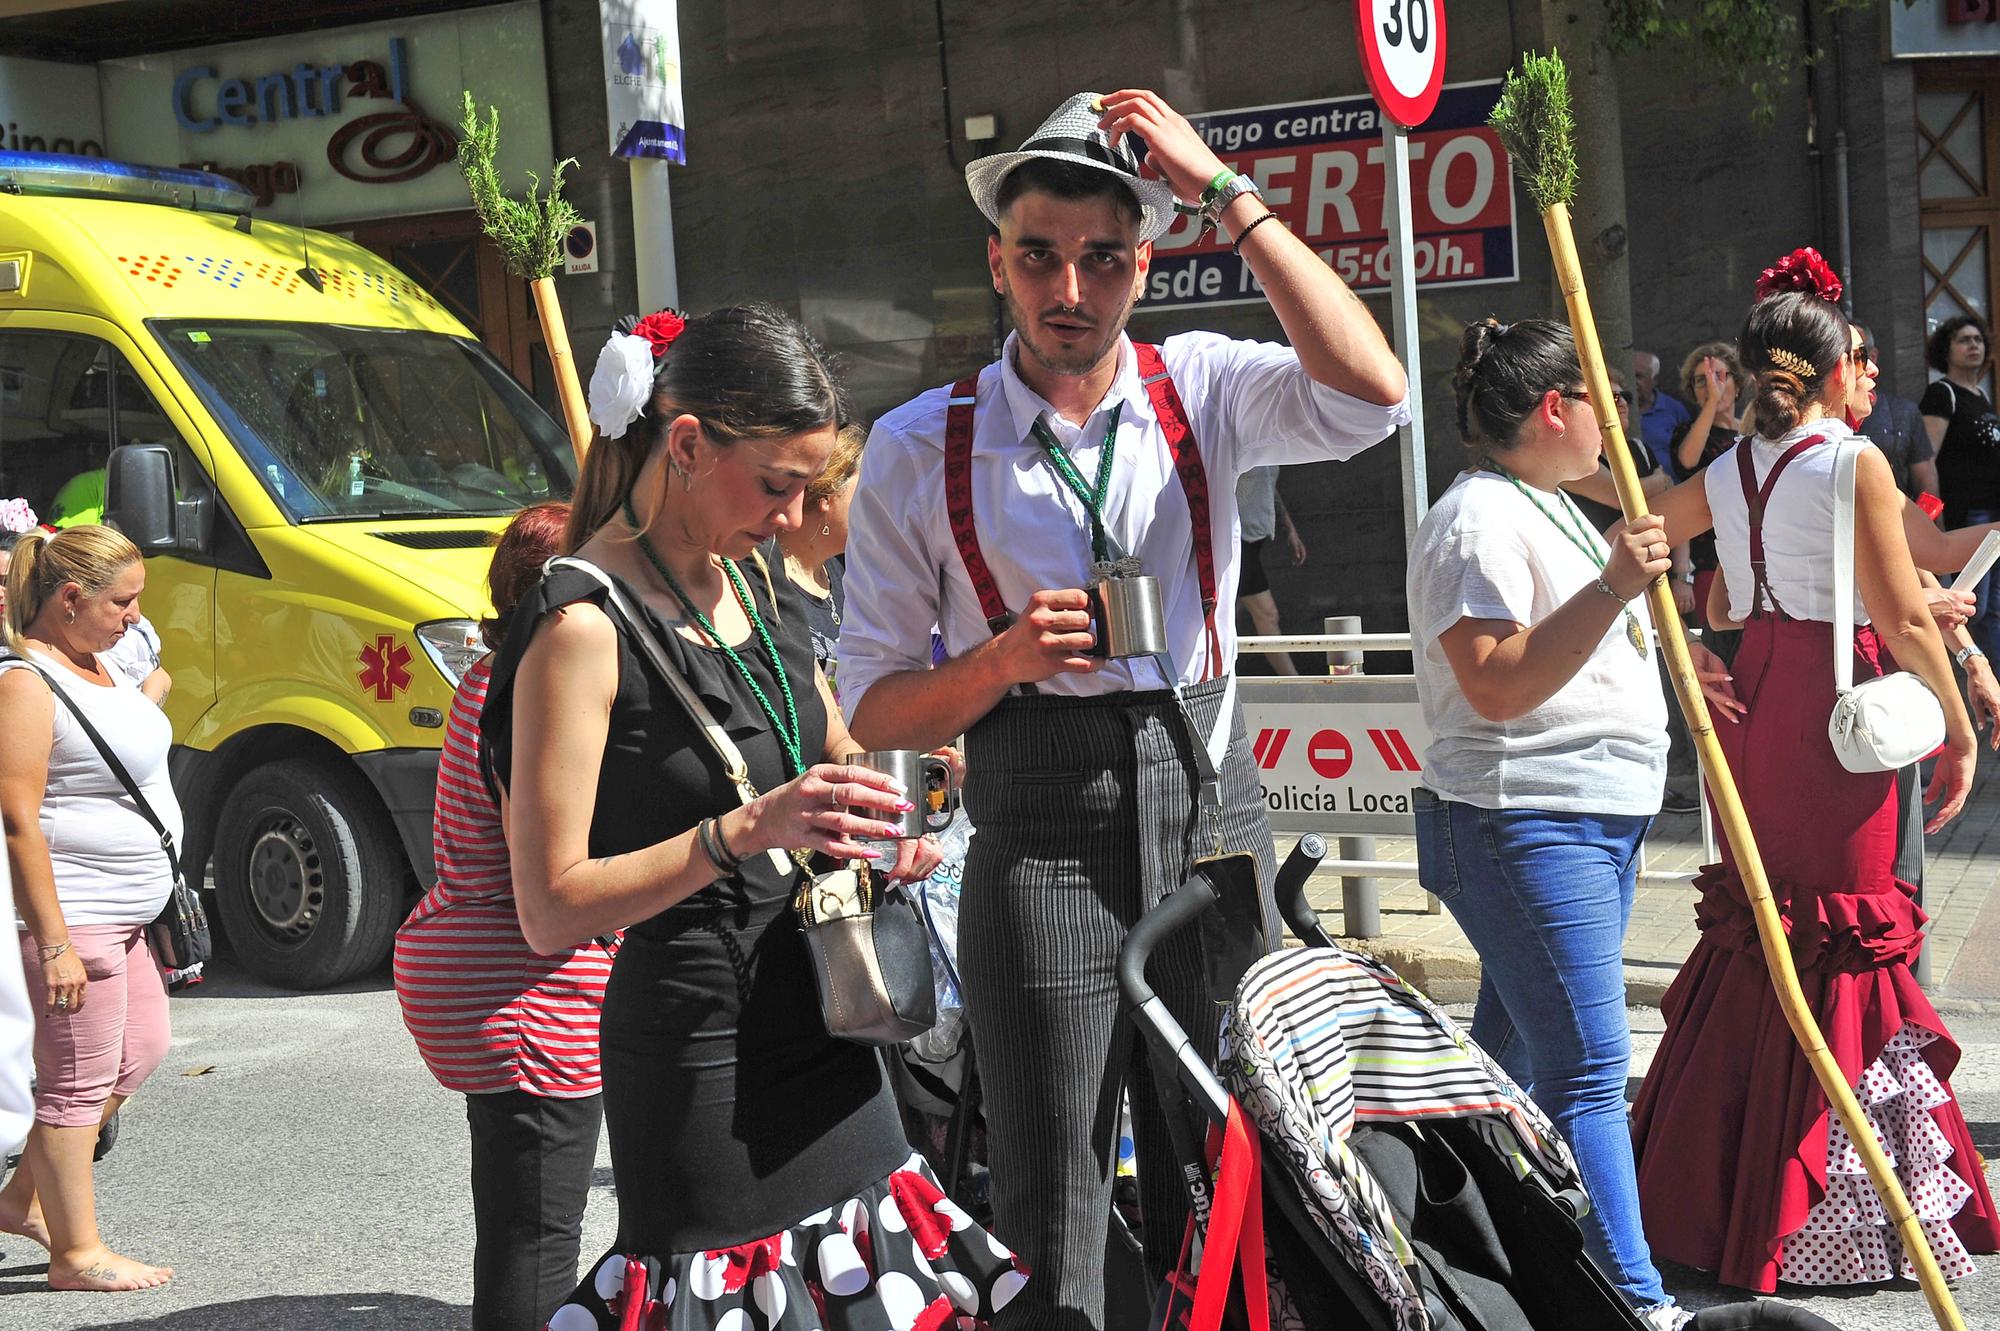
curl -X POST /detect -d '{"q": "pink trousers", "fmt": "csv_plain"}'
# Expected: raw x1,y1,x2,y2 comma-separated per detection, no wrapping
18,924,170,1128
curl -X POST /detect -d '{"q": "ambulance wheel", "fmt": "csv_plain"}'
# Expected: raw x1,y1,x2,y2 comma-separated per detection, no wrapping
213,758,407,990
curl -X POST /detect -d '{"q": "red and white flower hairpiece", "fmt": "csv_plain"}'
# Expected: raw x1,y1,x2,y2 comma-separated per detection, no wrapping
587,308,688,441
1753,247,1842,305
0,498,37,534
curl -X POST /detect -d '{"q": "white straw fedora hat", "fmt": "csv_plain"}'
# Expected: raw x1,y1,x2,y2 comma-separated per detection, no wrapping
964,91,1182,242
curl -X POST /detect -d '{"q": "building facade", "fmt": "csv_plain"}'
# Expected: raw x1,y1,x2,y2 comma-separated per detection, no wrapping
0,0,1993,633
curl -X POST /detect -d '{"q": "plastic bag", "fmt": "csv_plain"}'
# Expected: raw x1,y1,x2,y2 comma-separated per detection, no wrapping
907,812,973,1064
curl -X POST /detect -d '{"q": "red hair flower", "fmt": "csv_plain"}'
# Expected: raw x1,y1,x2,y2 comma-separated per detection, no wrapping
631,309,687,358
1754,247,1842,305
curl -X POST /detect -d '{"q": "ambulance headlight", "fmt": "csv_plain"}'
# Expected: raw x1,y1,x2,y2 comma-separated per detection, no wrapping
415,619,485,688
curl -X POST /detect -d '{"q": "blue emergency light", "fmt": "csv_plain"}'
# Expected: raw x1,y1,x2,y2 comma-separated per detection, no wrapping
0,152,256,215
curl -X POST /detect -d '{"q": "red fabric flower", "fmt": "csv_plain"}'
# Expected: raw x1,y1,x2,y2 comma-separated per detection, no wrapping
889,1169,955,1260
1753,247,1842,305
631,309,687,358
702,1233,785,1292
913,1294,958,1331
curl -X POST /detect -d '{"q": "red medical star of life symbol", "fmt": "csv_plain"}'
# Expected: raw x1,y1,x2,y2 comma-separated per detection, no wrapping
358,634,413,701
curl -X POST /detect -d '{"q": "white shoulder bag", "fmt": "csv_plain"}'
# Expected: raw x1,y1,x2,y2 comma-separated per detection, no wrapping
1826,440,1947,773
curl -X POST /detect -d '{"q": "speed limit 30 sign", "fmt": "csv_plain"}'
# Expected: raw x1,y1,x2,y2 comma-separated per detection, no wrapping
1355,0,1447,129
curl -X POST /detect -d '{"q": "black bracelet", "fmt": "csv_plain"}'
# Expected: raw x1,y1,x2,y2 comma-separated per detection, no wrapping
711,812,744,869
1231,211,1284,255
696,818,739,876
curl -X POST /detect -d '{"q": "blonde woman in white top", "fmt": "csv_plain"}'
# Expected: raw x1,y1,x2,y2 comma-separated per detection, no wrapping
0,525,175,1291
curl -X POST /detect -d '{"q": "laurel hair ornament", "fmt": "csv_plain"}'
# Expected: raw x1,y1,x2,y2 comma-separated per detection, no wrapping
1753,247,1842,304
1765,346,1818,380
586,308,688,441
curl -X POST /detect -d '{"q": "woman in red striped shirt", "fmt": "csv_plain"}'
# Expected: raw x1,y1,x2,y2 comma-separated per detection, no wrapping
393,503,611,1331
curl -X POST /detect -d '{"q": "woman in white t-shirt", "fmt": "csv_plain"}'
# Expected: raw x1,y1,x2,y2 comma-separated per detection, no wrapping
1409,318,1737,1331
0,525,174,1291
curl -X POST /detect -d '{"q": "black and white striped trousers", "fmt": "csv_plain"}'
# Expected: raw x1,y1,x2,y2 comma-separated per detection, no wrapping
959,676,1277,1331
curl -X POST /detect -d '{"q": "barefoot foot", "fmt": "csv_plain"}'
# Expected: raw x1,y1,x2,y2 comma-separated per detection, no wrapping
0,1198,51,1252
48,1248,173,1291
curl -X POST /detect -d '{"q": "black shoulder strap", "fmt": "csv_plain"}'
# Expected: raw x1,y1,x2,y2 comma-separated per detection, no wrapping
1,653,177,861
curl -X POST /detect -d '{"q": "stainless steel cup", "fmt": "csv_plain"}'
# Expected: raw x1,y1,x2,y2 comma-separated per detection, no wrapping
1092,572,1169,659
849,750,953,839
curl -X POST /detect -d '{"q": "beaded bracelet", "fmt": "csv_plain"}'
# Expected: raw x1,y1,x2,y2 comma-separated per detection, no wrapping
1231,211,1285,254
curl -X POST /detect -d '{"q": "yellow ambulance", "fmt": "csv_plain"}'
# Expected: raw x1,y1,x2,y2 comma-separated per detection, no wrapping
0,153,574,988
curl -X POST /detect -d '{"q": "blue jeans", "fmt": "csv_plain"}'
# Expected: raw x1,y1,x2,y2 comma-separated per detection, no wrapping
1963,508,2000,664
1412,791,1668,1311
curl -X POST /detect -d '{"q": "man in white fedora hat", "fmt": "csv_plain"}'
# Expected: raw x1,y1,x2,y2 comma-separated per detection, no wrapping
841,88,1407,1327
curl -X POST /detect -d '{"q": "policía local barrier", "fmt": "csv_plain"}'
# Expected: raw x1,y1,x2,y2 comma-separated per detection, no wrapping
1237,629,1704,938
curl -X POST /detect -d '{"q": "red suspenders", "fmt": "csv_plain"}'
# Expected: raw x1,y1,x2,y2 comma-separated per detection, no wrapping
941,345,1224,679
1734,435,1824,620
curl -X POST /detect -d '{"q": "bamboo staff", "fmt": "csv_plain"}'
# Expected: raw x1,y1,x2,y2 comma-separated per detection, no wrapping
1491,53,1966,1331
458,93,593,466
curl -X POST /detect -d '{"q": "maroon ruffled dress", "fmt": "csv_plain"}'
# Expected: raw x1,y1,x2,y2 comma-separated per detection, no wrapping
1631,493,2000,1290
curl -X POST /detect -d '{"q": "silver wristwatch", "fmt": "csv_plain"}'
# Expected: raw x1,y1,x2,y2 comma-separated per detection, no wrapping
1955,643,1986,669
1201,173,1261,224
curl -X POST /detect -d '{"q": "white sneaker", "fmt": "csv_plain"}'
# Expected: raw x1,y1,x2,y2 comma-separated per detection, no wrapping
1640,1302,1695,1331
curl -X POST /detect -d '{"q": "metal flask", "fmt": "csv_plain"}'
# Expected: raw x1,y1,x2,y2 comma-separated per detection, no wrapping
1090,559,1169,659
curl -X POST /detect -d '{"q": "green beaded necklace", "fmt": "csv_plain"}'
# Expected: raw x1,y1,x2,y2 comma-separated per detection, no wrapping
1485,462,1650,660
622,498,807,777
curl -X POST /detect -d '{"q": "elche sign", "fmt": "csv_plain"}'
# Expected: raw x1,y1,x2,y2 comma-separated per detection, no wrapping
601,0,687,162
1355,0,1447,128
1138,81,1515,311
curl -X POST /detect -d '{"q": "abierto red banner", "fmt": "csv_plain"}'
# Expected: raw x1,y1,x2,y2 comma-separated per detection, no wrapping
1139,80,1517,311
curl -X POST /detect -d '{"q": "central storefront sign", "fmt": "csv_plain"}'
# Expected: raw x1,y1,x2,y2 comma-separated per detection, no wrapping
1138,80,1517,312
99,1,552,225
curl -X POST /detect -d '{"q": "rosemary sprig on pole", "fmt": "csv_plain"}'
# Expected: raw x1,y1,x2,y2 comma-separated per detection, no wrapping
1491,51,1965,1331
458,93,593,466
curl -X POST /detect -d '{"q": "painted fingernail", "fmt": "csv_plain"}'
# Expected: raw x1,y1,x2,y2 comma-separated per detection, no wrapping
1089,96,1105,112
859,847,884,859
877,823,904,838
896,800,917,813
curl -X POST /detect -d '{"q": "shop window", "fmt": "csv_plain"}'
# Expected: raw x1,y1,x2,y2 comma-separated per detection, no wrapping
0,331,181,526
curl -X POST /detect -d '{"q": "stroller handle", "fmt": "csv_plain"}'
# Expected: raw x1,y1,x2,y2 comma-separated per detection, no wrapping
1117,838,1332,1010
1276,833,1329,945
1118,876,1218,1011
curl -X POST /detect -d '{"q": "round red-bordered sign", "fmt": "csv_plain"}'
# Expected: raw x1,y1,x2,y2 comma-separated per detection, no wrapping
1353,0,1448,129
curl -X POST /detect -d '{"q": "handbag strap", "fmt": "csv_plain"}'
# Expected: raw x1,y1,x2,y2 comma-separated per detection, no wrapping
546,557,793,876
1832,439,1860,695
0,652,179,868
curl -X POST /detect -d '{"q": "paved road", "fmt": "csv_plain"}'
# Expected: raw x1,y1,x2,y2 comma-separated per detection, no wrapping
1,963,1995,1329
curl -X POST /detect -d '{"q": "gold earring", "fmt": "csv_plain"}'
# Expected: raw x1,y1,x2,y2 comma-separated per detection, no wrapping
820,523,831,537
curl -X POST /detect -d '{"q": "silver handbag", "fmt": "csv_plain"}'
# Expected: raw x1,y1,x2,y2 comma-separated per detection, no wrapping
794,863,938,1046
1825,442,1946,774
549,557,935,1046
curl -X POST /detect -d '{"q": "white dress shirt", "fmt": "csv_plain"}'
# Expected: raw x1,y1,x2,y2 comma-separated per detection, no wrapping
840,331,1410,719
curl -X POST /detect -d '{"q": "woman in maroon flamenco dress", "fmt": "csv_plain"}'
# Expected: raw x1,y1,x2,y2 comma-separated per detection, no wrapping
1633,251,2000,1292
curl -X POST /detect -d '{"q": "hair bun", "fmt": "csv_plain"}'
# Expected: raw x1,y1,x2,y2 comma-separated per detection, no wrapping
1754,247,1842,304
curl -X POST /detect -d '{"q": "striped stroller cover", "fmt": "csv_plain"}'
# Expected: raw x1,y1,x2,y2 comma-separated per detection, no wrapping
1221,944,1586,1331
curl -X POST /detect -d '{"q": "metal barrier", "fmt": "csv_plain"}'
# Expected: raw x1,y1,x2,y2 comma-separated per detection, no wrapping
1237,626,1705,937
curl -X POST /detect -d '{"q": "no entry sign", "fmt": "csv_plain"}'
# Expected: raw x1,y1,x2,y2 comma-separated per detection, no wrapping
1138,81,1516,311
1355,0,1448,128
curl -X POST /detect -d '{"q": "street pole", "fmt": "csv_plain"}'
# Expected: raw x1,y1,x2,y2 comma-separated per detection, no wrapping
629,155,680,312
1381,120,1428,550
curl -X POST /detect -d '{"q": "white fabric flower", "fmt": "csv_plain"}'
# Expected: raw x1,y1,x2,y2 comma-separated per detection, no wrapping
588,332,656,440
0,497,37,533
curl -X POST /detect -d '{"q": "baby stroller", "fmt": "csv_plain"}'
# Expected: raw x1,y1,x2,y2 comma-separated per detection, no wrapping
1118,835,1841,1331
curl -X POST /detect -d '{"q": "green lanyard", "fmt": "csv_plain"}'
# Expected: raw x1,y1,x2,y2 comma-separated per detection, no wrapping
1030,402,1124,565
623,499,807,778
1486,464,1649,660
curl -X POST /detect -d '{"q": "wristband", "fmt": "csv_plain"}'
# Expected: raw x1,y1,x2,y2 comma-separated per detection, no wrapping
1201,168,1237,201
37,940,70,962
696,817,740,876
1231,211,1285,254
1956,643,1986,669
1594,576,1630,605
711,811,744,869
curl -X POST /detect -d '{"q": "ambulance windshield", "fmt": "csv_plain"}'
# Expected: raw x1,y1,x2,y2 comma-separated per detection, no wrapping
152,320,575,521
